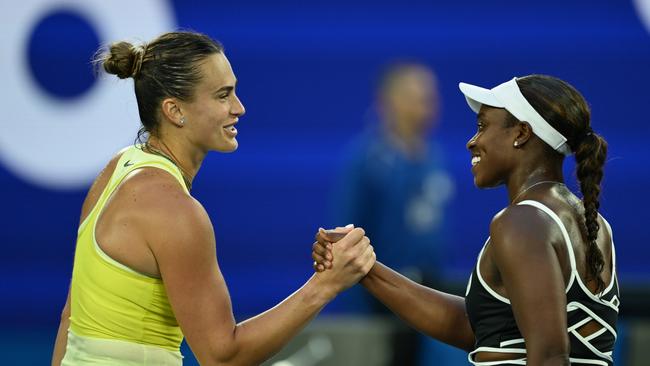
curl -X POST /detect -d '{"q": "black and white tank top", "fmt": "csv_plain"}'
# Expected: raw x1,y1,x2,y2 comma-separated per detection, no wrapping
464,200,620,366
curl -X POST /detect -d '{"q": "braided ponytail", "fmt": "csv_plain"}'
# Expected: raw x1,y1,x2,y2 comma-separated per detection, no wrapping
574,132,608,292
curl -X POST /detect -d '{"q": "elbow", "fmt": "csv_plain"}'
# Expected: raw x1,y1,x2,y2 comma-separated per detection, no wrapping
211,355,259,366
60,304,71,322
204,332,246,366
206,345,240,366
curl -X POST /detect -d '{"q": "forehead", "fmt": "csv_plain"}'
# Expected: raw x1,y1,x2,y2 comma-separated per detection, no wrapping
478,105,510,123
197,53,236,89
387,69,435,93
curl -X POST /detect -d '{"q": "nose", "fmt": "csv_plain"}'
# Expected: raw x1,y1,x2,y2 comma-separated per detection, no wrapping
466,133,478,150
231,93,245,117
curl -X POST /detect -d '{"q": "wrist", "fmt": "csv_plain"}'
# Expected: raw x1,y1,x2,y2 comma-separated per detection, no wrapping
360,261,378,287
305,273,338,305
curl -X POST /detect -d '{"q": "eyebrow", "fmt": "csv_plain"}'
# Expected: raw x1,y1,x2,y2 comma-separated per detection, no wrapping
215,80,238,94
215,86,233,94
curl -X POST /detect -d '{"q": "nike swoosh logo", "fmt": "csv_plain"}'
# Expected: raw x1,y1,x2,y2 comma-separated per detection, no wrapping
124,160,134,167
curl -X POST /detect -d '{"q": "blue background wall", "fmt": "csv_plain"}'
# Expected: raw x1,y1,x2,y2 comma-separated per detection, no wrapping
1,0,649,363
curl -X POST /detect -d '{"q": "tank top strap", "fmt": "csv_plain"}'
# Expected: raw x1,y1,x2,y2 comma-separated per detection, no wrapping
599,216,619,296
77,145,189,234
516,200,578,275
112,145,189,193
600,216,616,276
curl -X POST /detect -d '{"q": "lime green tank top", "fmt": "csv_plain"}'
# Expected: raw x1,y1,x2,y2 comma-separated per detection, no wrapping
69,145,188,351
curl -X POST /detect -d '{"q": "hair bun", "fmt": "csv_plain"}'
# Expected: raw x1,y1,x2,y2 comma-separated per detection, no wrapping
102,41,145,79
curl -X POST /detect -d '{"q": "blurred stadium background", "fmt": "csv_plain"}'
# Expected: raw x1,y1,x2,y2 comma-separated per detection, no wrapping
1,0,648,364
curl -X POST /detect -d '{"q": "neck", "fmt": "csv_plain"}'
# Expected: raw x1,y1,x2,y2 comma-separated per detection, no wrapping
146,134,205,187
506,163,564,203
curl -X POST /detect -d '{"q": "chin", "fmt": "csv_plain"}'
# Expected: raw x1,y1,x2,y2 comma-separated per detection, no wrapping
472,172,498,189
214,139,239,153
473,177,487,189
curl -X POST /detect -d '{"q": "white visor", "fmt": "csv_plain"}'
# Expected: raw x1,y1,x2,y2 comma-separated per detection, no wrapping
458,78,571,156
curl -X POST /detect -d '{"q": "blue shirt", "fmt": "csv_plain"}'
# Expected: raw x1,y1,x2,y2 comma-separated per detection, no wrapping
332,127,454,279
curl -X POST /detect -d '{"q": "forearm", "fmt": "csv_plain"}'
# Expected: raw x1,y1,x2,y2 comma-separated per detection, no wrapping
361,262,474,351
51,315,70,366
218,274,334,366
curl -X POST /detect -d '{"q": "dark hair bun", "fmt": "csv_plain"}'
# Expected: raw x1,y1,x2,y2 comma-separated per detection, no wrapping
102,41,141,79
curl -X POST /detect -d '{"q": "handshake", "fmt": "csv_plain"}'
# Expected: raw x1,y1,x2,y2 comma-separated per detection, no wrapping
309,225,376,298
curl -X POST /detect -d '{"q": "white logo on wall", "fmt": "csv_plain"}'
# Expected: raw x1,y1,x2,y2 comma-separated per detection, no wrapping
0,0,174,189
635,0,650,33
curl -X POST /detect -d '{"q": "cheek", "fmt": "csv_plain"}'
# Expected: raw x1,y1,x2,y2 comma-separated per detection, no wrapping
192,98,227,117
210,102,231,121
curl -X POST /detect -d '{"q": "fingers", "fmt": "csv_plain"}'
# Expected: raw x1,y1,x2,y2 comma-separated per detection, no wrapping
312,241,331,259
336,227,366,250
330,224,355,237
315,228,326,243
312,251,327,265
312,245,332,270
352,239,371,266
312,240,333,268
360,244,376,275
316,224,354,243
317,228,346,244
322,230,347,243
313,261,325,272
316,228,334,245
312,226,367,274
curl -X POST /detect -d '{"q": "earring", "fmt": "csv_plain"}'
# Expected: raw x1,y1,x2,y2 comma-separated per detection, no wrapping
513,141,519,147
179,117,186,125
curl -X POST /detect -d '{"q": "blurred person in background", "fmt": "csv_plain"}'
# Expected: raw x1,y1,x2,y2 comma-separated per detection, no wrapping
51,31,375,366
330,62,456,365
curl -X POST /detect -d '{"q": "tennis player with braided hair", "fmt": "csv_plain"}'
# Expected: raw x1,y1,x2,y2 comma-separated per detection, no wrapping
314,75,619,365
51,31,375,366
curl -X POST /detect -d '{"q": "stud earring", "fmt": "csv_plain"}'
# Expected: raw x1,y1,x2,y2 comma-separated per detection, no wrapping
514,141,519,147
179,117,186,125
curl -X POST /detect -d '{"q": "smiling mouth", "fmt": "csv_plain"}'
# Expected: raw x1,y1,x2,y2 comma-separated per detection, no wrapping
223,121,238,132
471,156,481,166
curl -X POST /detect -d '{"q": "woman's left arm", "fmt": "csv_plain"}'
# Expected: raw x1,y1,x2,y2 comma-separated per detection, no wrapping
490,206,570,366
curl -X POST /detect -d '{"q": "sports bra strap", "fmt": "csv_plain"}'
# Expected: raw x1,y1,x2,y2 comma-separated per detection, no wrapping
601,217,616,276
517,200,577,274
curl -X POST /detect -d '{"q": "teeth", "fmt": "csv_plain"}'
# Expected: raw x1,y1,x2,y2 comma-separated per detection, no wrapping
471,156,481,166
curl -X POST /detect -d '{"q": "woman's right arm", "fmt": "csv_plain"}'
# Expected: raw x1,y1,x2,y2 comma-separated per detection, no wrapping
360,262,474,351
143,178,375,366
51,287,71,366
313,231,474,351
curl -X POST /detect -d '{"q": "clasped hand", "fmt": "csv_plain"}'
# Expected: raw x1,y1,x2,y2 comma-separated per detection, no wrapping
310,225,375,294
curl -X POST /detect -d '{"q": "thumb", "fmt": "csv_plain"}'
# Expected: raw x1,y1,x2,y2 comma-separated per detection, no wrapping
319,224,354,243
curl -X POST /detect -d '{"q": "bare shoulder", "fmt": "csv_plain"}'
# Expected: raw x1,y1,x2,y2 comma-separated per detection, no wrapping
489,204,559,256
119,167,214,251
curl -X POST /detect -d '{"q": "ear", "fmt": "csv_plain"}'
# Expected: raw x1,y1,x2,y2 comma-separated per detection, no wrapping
513,121,533,148
160,98,185,127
